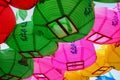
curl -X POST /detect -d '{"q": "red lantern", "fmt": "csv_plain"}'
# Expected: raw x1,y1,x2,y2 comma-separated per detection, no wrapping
0,1,8,6
0,4,16,44
8,0,39,10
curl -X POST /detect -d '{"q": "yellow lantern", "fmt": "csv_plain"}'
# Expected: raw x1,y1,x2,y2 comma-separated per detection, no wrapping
64,71,89,80
103,42,120,70
80,49,111,77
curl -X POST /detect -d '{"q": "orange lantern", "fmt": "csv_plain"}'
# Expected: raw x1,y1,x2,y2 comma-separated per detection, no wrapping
80,49,111,77
64,71,89,80
102,42,120,70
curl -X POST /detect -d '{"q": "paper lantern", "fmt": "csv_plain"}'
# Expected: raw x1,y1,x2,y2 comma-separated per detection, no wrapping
80,49,111,77
117,3,120,9
0,3,16,44
25,57,63,80
5,21,58,58
0,0,7,6
64,71,89,80
7,0,39,10
96,72,115,80
33,0,95,42
86,7,120,44
97,76,115,80
0,49,34,80
52,39,96,73
102,42,120,70
94,0,120,3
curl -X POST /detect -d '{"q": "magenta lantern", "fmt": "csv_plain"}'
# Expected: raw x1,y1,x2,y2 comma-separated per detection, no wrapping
52,39,96,73
25,57,63,80
86,7,120,44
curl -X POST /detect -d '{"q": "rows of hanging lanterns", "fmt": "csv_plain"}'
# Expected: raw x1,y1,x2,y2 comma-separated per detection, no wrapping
0,0,120,80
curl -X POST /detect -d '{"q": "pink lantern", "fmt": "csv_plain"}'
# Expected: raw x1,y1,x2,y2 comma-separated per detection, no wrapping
116,3,120,13
52,39,96,73
25,57,63,80
86,7,120,44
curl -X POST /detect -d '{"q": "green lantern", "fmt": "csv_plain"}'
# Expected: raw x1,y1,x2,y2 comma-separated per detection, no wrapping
94,0,120,3
33,0,95,42
0,49,34,80
5,21,58,58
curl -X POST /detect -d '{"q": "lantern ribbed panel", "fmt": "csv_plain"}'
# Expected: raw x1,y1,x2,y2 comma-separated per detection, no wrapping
25,57,63,80
86,7,120,44
64,71,89,80
80,49,111,77
5,21,58,58
0,4,15,44
94,0,120,3
52,39,96,72
0,49,34,79
101,42,120,70
33,0,95,42
9,0,39,10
